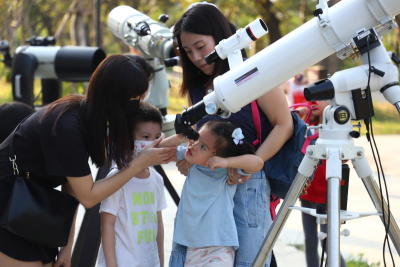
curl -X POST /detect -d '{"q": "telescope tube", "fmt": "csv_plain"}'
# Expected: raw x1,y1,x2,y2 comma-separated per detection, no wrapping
205,0,400,113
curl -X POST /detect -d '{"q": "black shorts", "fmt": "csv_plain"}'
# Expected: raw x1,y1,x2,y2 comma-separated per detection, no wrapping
0,178,57,264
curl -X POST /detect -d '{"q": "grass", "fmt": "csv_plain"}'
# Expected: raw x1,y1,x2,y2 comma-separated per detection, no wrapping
364,102,400,134
288,244,381,267
346,254,380,267
0,78,12,103
166,68,188,115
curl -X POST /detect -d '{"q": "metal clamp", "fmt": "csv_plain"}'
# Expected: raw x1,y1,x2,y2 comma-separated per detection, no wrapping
315,0,354,59
9,155,19,176
366,0,392,25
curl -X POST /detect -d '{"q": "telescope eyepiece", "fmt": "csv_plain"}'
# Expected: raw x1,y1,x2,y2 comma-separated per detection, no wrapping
158,14,169,23
134,21,151,36
205,51,219,65
304,79,335,101
164,56,179,67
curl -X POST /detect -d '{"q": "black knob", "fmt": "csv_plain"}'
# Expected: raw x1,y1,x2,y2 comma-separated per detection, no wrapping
159,14,169,23
349,131,360,138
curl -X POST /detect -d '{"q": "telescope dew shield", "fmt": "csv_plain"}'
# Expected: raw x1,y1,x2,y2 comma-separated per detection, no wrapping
14,46,106,81
11,53,38,106
11,45,106,106
55,46,106,82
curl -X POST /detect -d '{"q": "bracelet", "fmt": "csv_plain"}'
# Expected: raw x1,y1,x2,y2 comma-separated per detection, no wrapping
237,168,251,176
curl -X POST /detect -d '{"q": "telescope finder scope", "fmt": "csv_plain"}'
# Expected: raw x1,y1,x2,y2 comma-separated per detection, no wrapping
205,18,268,65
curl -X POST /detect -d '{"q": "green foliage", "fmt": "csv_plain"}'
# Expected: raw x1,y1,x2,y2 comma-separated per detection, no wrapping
346,254,380,267
0,0,399,108
361,102,400,135
288,242,305,251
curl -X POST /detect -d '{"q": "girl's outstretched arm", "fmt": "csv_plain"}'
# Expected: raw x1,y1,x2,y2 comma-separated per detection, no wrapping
207,154,264,174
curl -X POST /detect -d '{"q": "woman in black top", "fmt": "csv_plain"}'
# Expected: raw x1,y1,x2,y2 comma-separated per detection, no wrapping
0,55,176,267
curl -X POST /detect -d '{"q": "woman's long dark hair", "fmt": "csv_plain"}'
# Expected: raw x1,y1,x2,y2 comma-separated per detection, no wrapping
44,55,153,169
173,3,234,96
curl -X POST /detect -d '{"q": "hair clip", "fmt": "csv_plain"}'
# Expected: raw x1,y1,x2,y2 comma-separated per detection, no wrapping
232,128,244,145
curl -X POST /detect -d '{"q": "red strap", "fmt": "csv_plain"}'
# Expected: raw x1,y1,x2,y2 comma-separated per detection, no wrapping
301,132,319,154
289,102,319,124
251,101,262,146
270,196,280,220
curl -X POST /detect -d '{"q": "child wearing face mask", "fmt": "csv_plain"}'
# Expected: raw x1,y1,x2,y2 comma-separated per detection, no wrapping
161,120,264,267
97,102,167,267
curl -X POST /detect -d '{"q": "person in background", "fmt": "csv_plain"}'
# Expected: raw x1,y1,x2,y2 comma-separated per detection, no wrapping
98,102,167,267
0,55,176,267
297,100,347,267
171,3,293,266
0,101,34,143
288,73,308,105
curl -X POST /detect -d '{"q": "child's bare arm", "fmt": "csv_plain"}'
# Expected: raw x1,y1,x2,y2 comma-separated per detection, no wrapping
156,211,164,267
159,134,187,147
208,154,264,173
100,212,118,267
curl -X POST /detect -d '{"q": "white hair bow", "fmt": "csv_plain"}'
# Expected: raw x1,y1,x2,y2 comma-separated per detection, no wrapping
232,128,244,145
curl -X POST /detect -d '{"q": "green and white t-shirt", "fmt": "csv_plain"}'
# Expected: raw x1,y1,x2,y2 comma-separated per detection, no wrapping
97,166,167,267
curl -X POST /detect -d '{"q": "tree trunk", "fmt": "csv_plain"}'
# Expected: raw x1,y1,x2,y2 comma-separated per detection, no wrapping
260,0,282,44
131,0,141,9
55,0,79,43
396,15,400,55
299,0,307,24
70,2,87,46
10,0,24,47
318,0,341,76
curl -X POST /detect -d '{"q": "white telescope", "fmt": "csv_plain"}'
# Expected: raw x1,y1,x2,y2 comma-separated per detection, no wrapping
108,5,176,114
200,0,400,114
107,5,174,60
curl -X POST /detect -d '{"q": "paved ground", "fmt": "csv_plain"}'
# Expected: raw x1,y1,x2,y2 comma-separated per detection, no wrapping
80,135,400,266
161,135,400,266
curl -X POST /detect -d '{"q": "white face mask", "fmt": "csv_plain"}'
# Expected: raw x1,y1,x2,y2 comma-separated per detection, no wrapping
142,89,151,102
133,140,154,158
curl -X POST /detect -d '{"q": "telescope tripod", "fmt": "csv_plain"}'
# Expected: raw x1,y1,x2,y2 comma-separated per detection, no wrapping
253,104,400,267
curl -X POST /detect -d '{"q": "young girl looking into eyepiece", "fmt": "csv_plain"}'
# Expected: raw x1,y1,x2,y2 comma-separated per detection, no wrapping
162,120,263,267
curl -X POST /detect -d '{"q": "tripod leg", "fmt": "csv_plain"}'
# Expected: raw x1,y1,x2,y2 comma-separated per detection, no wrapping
352,154,400,255
326,148,342,267
252,155,318,267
